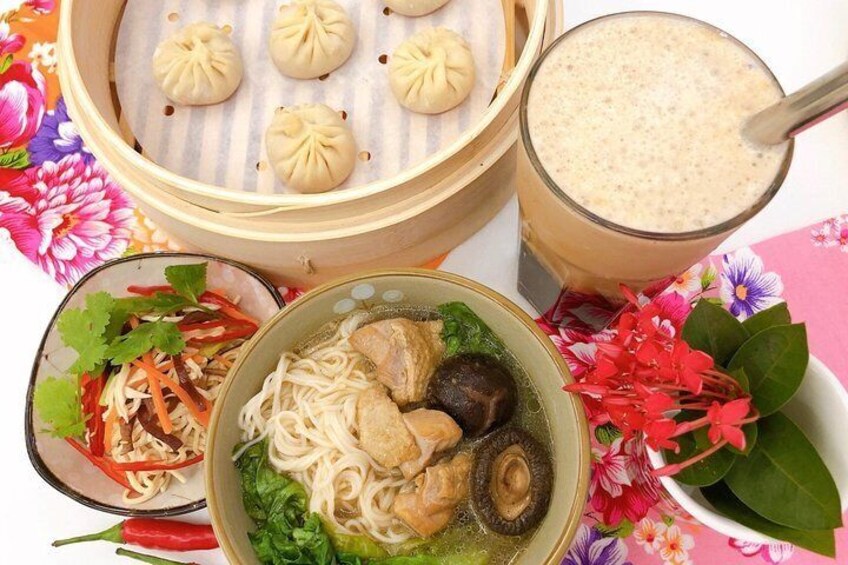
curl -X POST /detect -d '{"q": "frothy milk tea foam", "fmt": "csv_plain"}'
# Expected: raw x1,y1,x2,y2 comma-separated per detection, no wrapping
526,14,789,233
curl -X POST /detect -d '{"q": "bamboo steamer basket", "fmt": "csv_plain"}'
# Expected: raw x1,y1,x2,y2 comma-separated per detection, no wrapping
58,0,562,286
59,0,560,214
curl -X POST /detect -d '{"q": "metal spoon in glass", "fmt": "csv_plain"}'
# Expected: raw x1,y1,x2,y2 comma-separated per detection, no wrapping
745,61,848,145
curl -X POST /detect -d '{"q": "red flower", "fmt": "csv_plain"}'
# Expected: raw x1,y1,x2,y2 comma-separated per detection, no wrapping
707,398,751,450
644,418,679,452
658,341,713,394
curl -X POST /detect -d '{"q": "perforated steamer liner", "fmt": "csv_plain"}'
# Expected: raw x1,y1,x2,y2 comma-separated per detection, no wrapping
59,0,560,214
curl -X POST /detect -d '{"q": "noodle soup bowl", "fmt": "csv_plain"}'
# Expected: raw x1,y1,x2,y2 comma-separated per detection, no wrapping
25,252,285,516
206,269,591,564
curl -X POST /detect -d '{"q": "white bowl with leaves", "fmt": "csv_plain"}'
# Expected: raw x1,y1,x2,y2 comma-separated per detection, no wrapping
646,302,848,558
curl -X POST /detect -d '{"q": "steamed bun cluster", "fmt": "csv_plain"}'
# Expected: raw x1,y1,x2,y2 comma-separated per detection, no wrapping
151,0,475,193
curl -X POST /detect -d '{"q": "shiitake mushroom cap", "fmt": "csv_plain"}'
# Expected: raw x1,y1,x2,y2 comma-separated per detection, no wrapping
471,428,553,536
428,353,517,438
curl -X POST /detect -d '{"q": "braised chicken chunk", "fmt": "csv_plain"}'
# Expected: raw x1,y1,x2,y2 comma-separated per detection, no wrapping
350,318,445,406
356,386,420,468
393,452,473,537
400,409,463,479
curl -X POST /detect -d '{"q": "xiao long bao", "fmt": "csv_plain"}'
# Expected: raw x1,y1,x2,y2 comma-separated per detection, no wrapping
389,27,476,114
269,0,356,79
152,22,244,106
265,103,357,193
385,0,453,17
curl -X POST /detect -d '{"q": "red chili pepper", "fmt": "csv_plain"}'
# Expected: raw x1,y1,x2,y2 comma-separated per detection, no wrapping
53,518,219,551
65,438,131,489
111,454,204,473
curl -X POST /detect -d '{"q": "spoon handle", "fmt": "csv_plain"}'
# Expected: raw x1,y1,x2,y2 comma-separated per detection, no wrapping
744,61,848,145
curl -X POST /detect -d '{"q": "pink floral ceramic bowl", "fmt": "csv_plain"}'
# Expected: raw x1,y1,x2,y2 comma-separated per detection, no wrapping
25,252,284,516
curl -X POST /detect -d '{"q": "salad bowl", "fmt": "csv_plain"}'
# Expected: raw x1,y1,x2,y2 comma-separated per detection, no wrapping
25,252,284,516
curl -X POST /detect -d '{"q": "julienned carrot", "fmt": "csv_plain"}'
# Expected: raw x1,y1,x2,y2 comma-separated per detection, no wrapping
132,360,210,427
142,353,173,434
201,290,259,326
213,354,232,369
66,438,131,489
104,408,118,455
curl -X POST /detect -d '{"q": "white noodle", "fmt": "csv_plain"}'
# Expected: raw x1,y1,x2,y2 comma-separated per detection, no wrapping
238,312,415,544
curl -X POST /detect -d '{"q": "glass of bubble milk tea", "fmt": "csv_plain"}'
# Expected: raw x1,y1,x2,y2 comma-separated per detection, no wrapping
517,11,793,322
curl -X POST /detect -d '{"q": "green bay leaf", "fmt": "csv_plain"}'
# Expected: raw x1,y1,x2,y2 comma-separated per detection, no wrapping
742,302,791,336
724,412,842,530
702,481,835,557
682,300,749,366
728,324,809,416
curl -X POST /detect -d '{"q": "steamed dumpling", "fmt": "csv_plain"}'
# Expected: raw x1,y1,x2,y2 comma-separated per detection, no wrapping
265,104,356,193
385,0,451,17
269,0,356,79
152,23,243,106
388,27,475,114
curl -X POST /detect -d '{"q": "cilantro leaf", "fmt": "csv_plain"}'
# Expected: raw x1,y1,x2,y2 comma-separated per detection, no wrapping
114,292,194,317
165,263,207,304
105,321,185,364
150,322,185,355
33,377,87,439
57,292,115,375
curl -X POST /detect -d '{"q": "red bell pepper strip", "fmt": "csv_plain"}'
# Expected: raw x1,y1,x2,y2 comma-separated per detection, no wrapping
116,548,199,565
111,454,204,473
199,291,260,326
176,319,228,332
81,372,106,457
127,285,174,296
65,438,131,489
53,518,219,551
187,321,257,345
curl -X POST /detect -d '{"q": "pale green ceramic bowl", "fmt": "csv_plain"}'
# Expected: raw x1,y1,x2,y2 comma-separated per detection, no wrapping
205,269,590,564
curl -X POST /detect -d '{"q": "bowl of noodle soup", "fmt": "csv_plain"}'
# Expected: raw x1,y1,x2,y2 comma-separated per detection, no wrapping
206,269,590,564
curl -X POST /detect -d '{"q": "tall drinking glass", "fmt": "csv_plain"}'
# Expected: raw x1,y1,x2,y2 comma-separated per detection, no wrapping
517,12,793,326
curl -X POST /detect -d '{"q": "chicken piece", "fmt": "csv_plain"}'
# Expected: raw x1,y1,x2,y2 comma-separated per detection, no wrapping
400,409,463,479
350,318,445,406
393,453,473,538
356,386,420,468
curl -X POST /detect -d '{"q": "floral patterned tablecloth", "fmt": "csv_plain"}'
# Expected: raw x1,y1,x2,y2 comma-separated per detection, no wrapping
1,2,846,564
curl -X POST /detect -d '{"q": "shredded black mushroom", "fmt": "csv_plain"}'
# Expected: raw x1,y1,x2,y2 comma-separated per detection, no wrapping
172,355,206,406
118,419,134,455
179,310,221,325
137,399,183,452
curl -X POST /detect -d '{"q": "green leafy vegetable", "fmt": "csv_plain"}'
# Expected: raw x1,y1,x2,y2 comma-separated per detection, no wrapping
702,481,835,557
728,324,809,416
663,411,735,486
105,321,185,364
681,300,749,366
742,302,791,336
438,302,507,360
57,292,115,375
33,376,87,439
322,520,387,559
165,263,207,303
723,412,842,531
235,441,336,564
